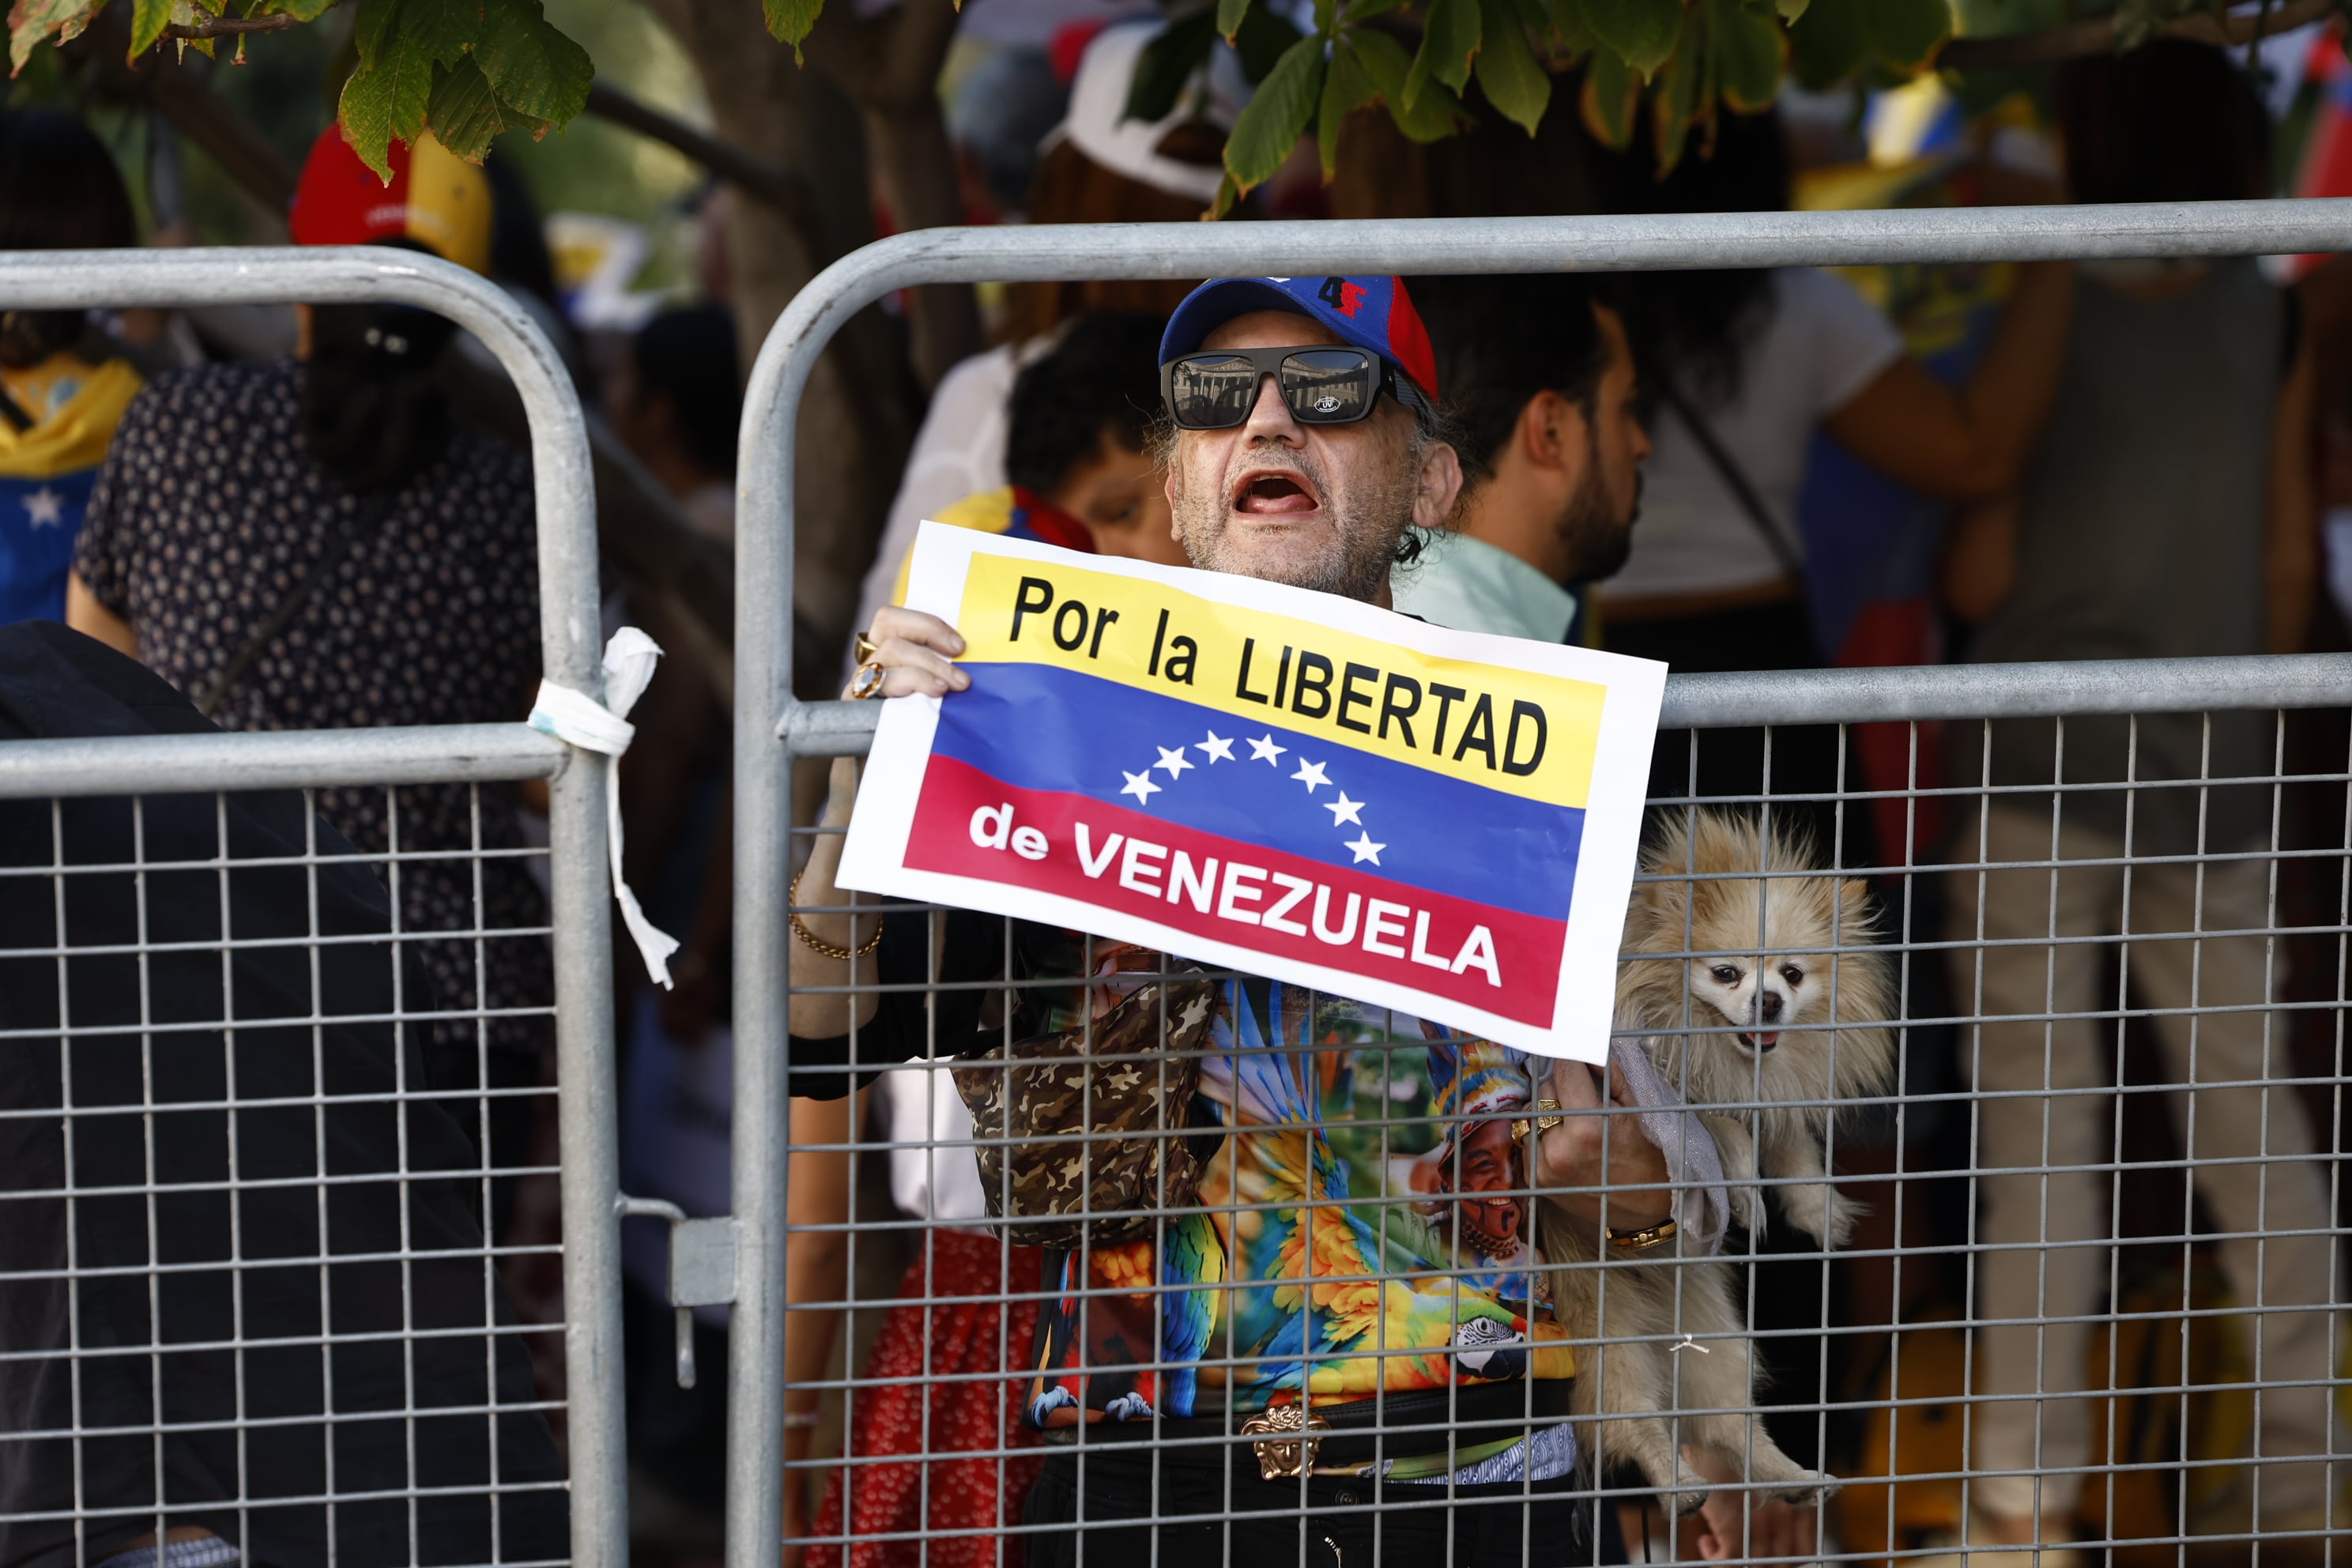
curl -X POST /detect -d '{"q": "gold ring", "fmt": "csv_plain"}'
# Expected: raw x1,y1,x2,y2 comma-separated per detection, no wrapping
854,631,880,664
1513,1097,1566,1146
848,660,887,700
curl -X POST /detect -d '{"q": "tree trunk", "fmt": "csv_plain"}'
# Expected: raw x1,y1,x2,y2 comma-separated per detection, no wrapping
639,0,927,699
812,0,985,392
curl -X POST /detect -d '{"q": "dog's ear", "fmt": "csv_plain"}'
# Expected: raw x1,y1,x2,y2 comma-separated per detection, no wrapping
1841,878,1871,921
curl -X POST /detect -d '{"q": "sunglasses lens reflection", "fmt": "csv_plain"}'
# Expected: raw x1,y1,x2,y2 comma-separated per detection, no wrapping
1167,356,1260,429
1281,350,1375,423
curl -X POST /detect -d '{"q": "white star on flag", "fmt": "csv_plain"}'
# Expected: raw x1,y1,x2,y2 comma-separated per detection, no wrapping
1154,745,1194,778
1345,831,1385,865
22,486,63,528
1248,733,1287,766
1196,731,1235,763
1324,792,1364,827
1291,758,1330,793
1121,770,1162,805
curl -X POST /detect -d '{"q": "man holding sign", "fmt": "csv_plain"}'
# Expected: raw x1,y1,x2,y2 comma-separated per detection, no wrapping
792,276,1673,1565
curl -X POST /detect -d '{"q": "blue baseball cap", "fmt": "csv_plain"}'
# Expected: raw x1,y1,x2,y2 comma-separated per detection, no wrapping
1158,275,1442,401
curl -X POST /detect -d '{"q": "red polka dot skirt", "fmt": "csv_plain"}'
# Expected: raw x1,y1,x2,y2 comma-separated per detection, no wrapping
808,1231,1046,1568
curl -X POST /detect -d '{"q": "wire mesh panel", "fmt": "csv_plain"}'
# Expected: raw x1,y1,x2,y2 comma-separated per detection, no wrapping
0,248,624,1568
0,778,572,1568
770,695,2352,1568
734,211,2352,1568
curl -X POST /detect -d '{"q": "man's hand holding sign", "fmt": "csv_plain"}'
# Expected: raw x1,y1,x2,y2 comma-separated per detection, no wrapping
784,273,1679,1562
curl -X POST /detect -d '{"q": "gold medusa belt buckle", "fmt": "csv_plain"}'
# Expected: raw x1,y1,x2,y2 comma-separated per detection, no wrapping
1240,1404,1334,1480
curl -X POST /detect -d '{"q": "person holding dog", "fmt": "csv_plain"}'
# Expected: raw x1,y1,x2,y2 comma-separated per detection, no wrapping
786,274,1687,1566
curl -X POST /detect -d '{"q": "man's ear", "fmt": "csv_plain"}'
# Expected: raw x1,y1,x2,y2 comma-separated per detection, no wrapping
1413,439,1466,533
1521,389,1584,473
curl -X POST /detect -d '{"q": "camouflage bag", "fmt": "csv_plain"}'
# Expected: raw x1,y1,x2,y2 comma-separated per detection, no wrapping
951,975,1220,1249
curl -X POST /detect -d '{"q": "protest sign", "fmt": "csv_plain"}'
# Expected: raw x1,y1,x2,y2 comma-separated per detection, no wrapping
835,522,1667,1061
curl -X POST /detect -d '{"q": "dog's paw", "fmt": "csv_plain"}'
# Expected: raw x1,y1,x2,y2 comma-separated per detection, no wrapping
1780,1183,1865,1249
1660,1460,1714,1518
1760,1468,1840,1504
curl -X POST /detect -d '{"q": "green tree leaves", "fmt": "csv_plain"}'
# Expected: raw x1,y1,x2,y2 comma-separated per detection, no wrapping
1474,0,1549,134
1582,0,1682,77
1790,0,1951,89
9,0,101,74
763,0,823,61
1223,31,1322,192
335,0,592,175
1406,0,1479,104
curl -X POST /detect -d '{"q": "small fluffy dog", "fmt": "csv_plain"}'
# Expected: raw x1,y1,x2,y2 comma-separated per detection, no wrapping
1554,810,1895,1514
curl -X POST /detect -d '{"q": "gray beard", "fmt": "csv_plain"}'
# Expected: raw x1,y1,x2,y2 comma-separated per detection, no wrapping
1174,447,1421,602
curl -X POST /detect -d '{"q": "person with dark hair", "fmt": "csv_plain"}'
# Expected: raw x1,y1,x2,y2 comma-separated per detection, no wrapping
607,303,741,543
1943,40,2345,1554
875,311,1193,611
1397,275,1650,643
1001,311,1189,566
64,127,551,1235
0,111,143,626
1587,106,2076,837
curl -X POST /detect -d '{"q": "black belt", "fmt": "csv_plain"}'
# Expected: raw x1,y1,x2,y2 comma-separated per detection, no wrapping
1042,1380,1572,1479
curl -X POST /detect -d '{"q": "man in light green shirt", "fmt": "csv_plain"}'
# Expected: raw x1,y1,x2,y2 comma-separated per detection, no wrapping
1395,275,1649,644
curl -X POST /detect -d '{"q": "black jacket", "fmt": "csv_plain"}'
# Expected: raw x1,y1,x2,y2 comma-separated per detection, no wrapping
0,623,567,1568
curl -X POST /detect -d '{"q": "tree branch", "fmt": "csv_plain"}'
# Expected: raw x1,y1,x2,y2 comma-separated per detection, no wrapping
68,5,298,212
580,82,828,236
160,0,351,43
1941,0,2335,71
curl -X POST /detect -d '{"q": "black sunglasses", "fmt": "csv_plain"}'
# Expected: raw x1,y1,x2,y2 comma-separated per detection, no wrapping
1160,345,1430,431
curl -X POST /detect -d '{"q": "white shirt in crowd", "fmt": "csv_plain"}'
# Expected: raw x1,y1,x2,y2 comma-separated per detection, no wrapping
1597,267,1905,605
876,1059,989,1226
855,340,1055,638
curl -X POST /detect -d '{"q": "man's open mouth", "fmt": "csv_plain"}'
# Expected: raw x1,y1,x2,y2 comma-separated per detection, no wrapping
1739,1031,1781,1050
1230,469,1322,516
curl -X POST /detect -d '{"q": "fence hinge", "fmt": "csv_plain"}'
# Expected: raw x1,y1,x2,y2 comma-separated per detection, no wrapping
616,1196,739,1389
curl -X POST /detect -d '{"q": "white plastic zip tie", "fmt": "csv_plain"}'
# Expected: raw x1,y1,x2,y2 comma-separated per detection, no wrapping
528,626,683,988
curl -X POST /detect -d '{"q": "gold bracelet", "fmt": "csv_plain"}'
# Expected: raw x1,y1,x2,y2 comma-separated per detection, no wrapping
789,867,883,959
1608,1217,1679,1252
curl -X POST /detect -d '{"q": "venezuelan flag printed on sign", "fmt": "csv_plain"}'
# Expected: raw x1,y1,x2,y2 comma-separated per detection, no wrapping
838,522,1668,1059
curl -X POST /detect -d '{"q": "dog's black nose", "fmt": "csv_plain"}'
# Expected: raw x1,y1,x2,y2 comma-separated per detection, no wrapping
1761,991,1784,1022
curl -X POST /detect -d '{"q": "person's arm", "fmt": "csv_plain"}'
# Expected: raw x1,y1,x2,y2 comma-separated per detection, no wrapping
1939,495,2018,626
66,571,139,658
782,1089,861,1568
1819,261,2077,503
790,605,973,1043
2267,325,2321,656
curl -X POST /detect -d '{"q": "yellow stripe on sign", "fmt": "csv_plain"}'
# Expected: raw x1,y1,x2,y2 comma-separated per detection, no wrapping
956,553,1606,811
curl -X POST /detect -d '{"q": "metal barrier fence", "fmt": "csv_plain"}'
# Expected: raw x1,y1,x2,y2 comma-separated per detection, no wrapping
741,205,2352,1568
0,251,627,1568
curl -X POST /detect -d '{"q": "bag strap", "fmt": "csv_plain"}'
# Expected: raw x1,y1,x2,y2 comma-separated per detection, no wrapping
1657,374,1805,582
198,491,398,717
0,378,36,435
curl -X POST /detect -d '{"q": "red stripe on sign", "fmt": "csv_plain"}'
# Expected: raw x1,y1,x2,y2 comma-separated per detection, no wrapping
907,753,1565,1025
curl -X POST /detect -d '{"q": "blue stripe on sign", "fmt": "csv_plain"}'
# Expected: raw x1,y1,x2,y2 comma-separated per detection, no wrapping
929,659,1585,922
